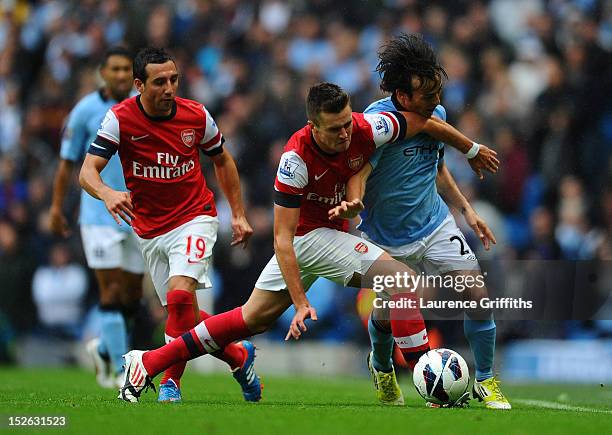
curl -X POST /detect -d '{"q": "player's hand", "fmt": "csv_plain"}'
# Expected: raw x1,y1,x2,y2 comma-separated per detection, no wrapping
100,189,135,226
230,214,253,249
462,207,496,250
285,303,318,341
49,207,71,237
328,199,364,220
468,144,499,180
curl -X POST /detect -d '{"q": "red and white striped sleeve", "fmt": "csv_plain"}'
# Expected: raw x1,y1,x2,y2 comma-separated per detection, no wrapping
362,112,407,148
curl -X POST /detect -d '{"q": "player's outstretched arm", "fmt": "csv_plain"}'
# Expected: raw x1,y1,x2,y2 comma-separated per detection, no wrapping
328,163,371,221
79,153,134,226
210,150,253,248
436,162,496,250
49,159,75,237
400,112,499,180
274,204,317,340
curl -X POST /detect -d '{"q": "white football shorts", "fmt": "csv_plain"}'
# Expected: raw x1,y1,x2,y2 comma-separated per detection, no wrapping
136,215,218,305
363,212,480,275
255,227,384,291
80,225,145,274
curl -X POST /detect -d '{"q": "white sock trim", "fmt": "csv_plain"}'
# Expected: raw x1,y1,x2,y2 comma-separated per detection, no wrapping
393,329,428,349
193,322,220,353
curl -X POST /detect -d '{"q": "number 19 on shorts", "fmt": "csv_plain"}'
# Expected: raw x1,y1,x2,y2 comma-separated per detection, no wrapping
186,235,206,263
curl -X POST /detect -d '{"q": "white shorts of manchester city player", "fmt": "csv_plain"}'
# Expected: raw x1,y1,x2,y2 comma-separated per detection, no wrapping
136,215,219,305
255,227,384,291
81,225,145,274
363,213,480,275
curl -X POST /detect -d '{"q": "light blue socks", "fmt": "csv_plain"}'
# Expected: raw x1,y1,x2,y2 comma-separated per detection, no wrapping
464,316,496,381
99,308,128,375
368,315,394,372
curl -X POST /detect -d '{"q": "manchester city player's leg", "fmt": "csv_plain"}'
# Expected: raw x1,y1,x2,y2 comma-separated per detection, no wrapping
81,225,145,388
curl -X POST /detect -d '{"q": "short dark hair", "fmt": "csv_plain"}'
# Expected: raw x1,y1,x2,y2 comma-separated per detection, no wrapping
306,82,350,125
133,47,174,82
376,33,447,97
101,46,132,67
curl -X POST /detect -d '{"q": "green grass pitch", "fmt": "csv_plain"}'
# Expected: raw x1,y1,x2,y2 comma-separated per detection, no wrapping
0,368,610,434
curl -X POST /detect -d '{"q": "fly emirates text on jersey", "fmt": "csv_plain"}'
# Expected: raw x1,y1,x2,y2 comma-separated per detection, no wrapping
132,152,195,180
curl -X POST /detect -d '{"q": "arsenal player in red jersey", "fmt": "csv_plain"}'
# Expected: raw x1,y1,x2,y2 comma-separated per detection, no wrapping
79,47,262,403
112,82,499,403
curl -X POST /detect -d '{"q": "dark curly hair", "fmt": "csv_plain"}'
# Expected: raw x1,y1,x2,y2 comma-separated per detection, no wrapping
376,33,447,97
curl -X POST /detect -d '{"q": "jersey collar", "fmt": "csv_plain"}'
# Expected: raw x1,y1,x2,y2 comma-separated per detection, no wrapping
309,130,340,158
98,88,108,102
98,88,130,104
390,93,405,111
136,95,177,121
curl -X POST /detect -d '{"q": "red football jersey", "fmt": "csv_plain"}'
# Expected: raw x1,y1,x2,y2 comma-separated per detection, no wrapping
90,95,224,238
274,112,405,236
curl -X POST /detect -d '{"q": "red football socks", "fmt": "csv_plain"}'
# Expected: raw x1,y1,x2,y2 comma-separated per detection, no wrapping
160,289,195,386
390,293,430,370
143,307,251,377
200,310,245,370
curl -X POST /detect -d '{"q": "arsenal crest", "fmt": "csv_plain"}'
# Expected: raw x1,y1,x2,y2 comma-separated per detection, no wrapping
181,129,196,147
348,154,363,170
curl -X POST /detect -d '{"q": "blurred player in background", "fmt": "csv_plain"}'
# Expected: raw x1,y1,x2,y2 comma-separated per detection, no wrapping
79,47,261,403
50,47,144,389
113,82,499,403
329,33,510,409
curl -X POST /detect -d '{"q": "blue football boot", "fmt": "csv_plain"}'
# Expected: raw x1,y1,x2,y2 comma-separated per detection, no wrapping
158,378,182,403
232,340,263,402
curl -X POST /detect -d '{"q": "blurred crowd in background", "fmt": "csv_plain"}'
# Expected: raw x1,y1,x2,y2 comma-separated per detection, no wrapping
0,0,610,365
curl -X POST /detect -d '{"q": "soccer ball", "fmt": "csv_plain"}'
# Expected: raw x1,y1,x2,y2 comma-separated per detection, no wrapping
413,348,469,406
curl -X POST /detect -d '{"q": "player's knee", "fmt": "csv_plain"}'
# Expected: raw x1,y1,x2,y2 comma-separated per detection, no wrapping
465,304,493,321
473,285,489,300
372,316,390,331
122,275,144,303
249,322,270,335
244,315,272,335
242,304,271,335
244,307,278,335
121,285,143,306
365,257,417,294
374,254,414,275
167,276,198,293
99,281,123,305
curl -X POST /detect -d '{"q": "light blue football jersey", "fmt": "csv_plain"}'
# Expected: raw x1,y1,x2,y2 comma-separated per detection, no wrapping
359,97,449,246
60,90,130,231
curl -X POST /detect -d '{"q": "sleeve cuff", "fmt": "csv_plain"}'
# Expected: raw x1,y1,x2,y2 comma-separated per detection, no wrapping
274,190,302,208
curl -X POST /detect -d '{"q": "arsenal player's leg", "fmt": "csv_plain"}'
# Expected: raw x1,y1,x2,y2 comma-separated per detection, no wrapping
118,288,289,402
159,278,246,402
120,229,428,402
136,215,260,403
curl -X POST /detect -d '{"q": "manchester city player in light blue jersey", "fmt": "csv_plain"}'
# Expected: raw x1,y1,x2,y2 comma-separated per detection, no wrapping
330,34,509,409
49,47,144,389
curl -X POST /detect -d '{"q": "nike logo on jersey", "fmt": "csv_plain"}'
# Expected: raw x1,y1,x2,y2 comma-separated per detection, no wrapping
187,259,200,264
314,169,329,181
131,134,149,141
